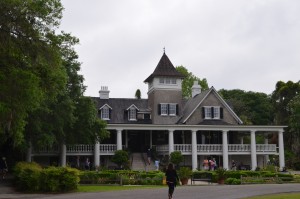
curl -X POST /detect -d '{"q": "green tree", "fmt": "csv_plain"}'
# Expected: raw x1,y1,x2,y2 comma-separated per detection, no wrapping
111,150,129,168
176,65,208,98
219,89,274,125
135,89,141,99
0,0,66,146
170,151,184,167
287,93,300,158
0,0,109,156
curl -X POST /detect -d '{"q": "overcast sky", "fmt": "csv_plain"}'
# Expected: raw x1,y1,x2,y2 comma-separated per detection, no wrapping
60,0,300,98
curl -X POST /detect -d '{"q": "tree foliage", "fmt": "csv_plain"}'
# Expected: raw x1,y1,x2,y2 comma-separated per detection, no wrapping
0,0,109,153
219,89,274,125
111,150,129,168
176,65,208,98
135,89,141,99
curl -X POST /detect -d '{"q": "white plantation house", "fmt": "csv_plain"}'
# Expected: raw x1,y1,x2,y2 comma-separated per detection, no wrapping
28,53,287,171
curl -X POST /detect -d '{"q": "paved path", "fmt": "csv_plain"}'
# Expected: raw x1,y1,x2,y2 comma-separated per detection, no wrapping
1,183,300,199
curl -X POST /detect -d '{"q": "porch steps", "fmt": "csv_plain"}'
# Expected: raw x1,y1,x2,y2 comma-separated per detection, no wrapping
131,153,156,171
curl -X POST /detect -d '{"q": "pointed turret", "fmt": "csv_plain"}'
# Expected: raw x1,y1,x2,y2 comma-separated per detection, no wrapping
144,52,185,83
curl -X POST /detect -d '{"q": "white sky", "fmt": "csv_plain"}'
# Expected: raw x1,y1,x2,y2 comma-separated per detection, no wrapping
60,0,300,98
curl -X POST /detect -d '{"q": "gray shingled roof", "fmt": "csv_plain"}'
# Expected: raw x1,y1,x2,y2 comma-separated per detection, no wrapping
144,53,185,82
177,89,211,124
92,97,151,124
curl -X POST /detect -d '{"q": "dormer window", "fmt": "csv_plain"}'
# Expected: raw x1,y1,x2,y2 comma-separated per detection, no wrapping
203,106,223,119
100,104,112,120
127,104,138,121
129,108,137,120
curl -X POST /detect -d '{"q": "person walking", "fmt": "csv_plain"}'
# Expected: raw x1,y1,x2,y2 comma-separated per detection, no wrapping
147,148,151,165
165,163,179,199
0,157,8,179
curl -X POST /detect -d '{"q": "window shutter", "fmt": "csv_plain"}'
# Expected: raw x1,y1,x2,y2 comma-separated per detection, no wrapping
136,109,138,120
124,110,127,119
202,107,205,118
167,104,170,115
211,107,214,118
158,104,161,115
220,107,223,119
109,109,112,119
176,104,179,115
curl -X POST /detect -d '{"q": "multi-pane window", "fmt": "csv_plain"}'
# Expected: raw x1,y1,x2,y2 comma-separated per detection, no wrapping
159,103,178,116
159,78,164,84
169,104,176,115
203,106,221,119
214,107,220,119
129,108,136,120
101,107,110,120
158,77,177,85
161,104,168,115
204,107,212,119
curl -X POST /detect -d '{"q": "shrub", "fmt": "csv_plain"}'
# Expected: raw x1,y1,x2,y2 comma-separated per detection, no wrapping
225,178,241,185
14,162,42,192
14,162,80,193
170,151,184,167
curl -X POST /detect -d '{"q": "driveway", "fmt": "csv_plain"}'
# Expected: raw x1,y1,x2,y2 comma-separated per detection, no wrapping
1,184,300,199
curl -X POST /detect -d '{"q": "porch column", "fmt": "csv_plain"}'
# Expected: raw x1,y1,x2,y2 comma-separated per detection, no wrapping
117,129,122,150
125,131,128,148
26,142,32,162
150,131,153,148
240,136,244,144
222,130,229,170
278,130,285,171
201,134,205,144
60,143,66,167
264,135,269,166
191,130,198,171
168,130,174,154
250,130,257,170
94,142,100,170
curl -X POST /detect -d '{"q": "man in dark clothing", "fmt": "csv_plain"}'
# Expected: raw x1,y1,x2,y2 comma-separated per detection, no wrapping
165,163,179,199
147,148,151,165
0,157,8,179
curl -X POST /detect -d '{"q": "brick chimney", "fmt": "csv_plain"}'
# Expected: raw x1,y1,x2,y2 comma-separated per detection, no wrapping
99,86,110,99
192,81,201,98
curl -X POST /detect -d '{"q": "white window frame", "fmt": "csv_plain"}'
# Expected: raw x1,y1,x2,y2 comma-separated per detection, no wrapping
159,78,164,84
165,78,171,84
169,104,176,116
101,106,110,120
213,106,220,119
161,103,168,115
171,78,176,84
128,108,137,121
204,107,212,119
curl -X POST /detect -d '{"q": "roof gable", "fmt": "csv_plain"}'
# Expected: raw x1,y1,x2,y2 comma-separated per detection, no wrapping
182,87,243,124
126,104,139,111
99,104,112,110
144,53,185,82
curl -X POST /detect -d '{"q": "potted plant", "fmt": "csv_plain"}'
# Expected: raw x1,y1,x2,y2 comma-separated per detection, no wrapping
178,167,192,185
215,168,227,184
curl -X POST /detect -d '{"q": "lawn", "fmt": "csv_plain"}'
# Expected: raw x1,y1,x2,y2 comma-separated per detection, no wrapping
77,185,165,192
244,192,300,199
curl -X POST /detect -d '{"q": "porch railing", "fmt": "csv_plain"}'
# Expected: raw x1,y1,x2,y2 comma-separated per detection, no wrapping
155,144,277,153
32,144,277,155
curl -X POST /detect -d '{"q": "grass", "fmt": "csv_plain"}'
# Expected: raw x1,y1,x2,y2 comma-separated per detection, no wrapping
244,192,300,199
77,185,165,192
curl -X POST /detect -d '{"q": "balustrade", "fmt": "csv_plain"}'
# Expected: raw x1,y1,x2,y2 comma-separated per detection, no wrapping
31,143,277,155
